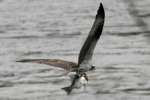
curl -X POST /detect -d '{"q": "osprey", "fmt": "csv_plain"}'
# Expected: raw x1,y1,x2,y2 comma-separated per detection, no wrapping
62,3,105,94
17,2,105,94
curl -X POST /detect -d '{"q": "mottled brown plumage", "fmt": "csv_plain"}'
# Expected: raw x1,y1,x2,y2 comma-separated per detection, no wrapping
17,59,78,72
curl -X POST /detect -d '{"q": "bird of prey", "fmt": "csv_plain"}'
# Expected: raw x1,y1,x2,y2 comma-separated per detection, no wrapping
62,3,105,94
17,2,105,94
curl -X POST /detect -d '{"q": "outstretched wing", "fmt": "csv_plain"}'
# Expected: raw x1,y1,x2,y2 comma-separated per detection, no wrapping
16,59,78,72
78,3,105,66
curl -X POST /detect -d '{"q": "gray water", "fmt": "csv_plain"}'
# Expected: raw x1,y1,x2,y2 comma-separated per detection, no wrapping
0,0,150,100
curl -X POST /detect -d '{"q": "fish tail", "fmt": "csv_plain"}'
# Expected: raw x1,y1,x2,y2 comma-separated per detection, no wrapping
62,86,72,94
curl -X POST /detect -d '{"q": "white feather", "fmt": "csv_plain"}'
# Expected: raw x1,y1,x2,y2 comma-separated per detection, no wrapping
80,76,88,85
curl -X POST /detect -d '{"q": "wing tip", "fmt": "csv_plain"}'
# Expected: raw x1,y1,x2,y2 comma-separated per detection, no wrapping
16,59,34,62
96,2,105,18
16,59,29,62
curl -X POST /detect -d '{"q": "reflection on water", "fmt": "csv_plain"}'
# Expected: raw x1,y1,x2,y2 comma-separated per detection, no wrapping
0,0,150,100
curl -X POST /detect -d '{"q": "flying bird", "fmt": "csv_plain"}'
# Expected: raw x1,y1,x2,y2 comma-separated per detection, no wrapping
17,2,105,94
62,3,105,94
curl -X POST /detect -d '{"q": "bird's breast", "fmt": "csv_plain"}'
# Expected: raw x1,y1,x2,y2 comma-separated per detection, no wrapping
80,76,88,85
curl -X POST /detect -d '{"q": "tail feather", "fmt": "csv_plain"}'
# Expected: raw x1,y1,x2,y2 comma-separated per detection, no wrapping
62,86,72,94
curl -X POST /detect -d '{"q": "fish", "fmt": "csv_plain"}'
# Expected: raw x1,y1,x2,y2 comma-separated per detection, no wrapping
62,73,88,94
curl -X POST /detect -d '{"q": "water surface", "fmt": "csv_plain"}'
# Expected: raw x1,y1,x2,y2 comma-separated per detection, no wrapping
0,0,150,100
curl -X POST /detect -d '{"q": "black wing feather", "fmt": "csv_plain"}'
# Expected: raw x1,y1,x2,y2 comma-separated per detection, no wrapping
78,3,105,65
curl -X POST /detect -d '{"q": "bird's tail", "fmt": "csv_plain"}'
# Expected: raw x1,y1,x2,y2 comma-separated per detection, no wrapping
62,86,72,94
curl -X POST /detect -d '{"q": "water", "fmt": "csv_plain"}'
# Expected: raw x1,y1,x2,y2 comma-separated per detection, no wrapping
0,0,150,99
